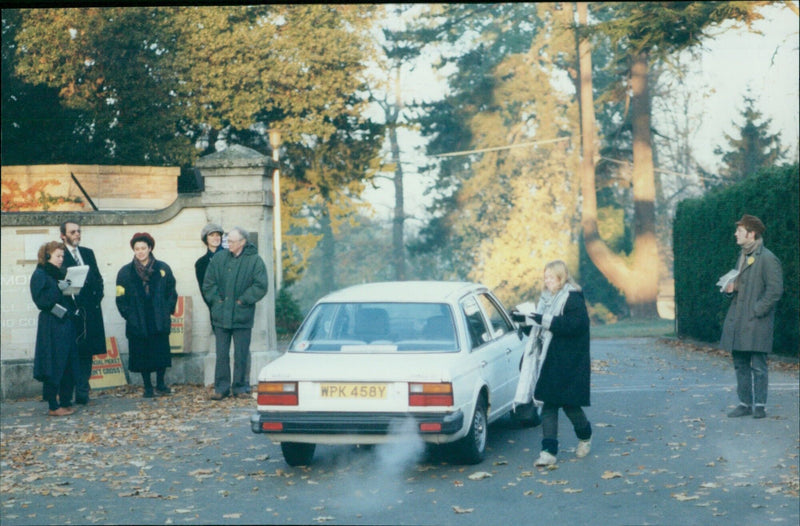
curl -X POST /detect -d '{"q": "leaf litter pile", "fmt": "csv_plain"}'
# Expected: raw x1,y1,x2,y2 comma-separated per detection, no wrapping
1,385,255,504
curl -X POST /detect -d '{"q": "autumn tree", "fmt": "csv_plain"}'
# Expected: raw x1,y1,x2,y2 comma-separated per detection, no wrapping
713,94,788,185
366,5,427,281
409,4,586,304
10,7,193,166
575,1,767,317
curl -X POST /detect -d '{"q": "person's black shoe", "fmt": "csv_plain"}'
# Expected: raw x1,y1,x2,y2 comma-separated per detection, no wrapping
209,391,228,401
753,406,766,419
155,385,172,396
727,405,752,418
143,387,154,398
75,397,89,405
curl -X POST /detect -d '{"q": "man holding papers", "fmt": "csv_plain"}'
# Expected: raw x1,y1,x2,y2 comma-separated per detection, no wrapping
61,221,107,405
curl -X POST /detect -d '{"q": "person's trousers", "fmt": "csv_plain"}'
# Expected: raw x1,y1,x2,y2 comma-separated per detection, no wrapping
541,403,592,455
213,327,252,396
43,362,76,411
732,351,768,406
75,353,93,402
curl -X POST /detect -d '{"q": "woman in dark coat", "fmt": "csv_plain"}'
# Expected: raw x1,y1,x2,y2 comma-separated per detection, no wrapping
116,232,178,398
526,260,592,467
30,241,80,416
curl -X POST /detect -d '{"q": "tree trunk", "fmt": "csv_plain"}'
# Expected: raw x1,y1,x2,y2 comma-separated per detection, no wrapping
319,201,336,294
389,68,406,280
628,51,659,317
575,2,659,318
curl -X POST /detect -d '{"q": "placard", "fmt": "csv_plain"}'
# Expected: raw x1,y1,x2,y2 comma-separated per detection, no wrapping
170,296,192,353
89,337,128,389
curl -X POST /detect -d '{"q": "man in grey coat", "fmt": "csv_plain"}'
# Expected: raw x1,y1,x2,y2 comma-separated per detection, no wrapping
720,214,783,419
202,227,268,400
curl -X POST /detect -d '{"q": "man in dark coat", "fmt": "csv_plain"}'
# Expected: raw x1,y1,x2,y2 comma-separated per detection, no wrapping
61,221,106,405
720,214,783,419
195,223,224,312
202,227,268,400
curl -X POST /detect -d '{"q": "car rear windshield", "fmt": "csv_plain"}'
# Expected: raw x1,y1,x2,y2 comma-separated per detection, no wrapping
289,302,458,352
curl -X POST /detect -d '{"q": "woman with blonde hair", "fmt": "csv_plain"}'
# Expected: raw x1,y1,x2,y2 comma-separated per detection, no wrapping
514,260,592,466
30,240,81,416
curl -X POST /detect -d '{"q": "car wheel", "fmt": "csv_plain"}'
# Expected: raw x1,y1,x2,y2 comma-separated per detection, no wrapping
454,395,487,464
510,402,541,428
280,442,316,466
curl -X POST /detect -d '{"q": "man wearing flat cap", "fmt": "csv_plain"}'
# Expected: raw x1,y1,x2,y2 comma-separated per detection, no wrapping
195,223,224,312
720,214,783,419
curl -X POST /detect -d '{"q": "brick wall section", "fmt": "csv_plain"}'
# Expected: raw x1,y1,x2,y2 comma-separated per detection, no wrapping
1,164,179,210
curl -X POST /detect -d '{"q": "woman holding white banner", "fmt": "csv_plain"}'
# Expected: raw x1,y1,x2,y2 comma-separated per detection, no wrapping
512,260,592,467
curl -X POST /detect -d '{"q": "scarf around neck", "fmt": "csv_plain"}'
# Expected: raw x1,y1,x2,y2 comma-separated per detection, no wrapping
43,262,65,281
737,237,763,273
133,256,155,294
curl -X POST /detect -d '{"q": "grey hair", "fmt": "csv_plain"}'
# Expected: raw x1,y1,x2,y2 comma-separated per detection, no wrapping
228,226,249,241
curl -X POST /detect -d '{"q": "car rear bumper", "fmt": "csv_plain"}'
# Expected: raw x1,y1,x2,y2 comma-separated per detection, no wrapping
250,410,464,436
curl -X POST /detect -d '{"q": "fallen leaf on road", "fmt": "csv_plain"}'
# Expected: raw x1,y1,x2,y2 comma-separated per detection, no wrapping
563,488,582,493
223,513,241,519
468,472,492,480
452,506,474,514
672,493,699,501
602,471,623,480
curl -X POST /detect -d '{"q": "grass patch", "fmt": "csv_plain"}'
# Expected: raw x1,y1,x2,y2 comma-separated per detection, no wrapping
591,318,676,339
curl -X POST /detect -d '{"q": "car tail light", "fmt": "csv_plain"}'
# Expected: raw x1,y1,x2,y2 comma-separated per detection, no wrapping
257,382,298,406
408,382,453,407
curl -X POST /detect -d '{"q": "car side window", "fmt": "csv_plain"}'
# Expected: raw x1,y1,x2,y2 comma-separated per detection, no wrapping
477,293,513,338
461,296,490,350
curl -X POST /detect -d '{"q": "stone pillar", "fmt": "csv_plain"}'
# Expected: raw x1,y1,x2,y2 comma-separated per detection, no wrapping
195,145,281,388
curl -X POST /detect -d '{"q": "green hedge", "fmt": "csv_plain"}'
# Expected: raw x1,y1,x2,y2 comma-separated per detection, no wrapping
674,164,799,356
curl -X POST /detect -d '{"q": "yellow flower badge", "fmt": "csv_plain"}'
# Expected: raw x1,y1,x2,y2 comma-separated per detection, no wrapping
160,269,166,277
747,256,755,266
116,285,125,297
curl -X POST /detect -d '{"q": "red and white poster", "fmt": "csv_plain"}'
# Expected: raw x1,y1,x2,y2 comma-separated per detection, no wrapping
89,337,128,389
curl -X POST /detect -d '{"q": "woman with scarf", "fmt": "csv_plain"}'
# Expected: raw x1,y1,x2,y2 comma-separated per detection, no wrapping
116,233,178,398
31,241,81,416
513,260,592,467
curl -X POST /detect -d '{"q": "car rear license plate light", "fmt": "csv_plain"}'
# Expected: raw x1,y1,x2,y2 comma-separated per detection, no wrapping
408,382,453,407
257,381,298,405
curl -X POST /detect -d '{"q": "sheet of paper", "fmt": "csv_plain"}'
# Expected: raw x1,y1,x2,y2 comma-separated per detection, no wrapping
62,265,89,295
515,301,538,316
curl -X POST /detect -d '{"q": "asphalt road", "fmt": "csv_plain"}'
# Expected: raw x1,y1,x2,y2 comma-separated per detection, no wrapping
1,337,798,526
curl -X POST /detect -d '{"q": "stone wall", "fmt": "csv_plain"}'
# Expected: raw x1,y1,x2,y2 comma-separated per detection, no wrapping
0,146,281,399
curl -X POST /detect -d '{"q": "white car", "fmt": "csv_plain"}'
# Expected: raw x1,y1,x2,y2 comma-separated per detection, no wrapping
250,281,539,466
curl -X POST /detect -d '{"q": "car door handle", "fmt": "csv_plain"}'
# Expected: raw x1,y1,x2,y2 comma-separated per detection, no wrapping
480,360,487,368
505,348,512,355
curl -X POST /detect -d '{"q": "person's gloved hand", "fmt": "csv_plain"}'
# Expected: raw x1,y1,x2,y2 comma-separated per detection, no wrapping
530,313,543,325
510,310,527,323
57,279,71,291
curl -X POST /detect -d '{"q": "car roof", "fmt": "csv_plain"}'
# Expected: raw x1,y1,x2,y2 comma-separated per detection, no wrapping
316,281,487,304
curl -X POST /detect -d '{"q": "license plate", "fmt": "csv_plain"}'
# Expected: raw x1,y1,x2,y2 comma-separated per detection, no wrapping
319,383,387,399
